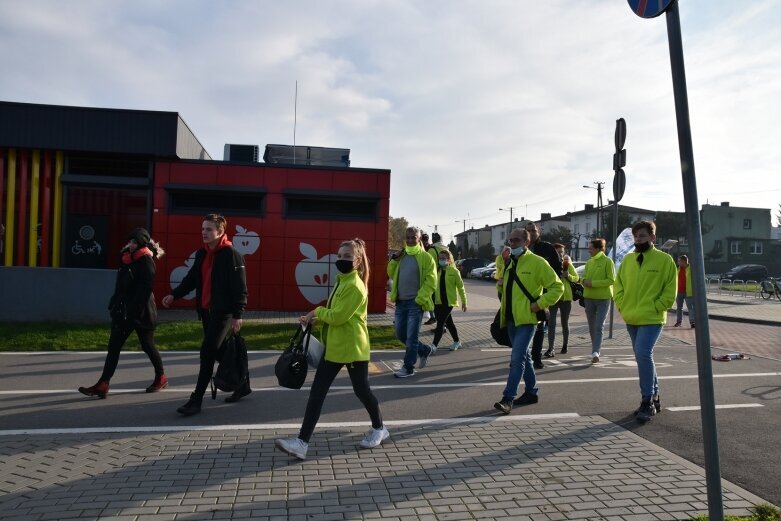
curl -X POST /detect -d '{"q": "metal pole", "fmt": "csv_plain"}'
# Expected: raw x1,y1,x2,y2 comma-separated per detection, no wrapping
608,203,618,339
666,4,723,519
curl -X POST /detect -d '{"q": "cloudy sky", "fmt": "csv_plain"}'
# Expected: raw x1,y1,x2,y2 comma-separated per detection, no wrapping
2,0,779,241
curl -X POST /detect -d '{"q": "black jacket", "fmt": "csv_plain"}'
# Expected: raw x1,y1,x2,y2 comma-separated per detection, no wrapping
172,246,248,318
109,254,157,330
530,239,563,276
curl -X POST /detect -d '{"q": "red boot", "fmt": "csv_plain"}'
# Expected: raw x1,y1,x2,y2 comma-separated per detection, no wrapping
146,374,168,393
78,380,109,399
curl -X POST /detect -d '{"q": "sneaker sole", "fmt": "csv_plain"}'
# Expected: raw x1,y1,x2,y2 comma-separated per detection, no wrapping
493,403,511,414
274,440,306,460
394,372,415,378
359,431,390,449
591,357,599,363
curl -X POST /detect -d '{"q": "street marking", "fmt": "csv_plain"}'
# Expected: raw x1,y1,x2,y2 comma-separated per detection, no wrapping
667,403,764,412
0,413,581,436
3,372,780,394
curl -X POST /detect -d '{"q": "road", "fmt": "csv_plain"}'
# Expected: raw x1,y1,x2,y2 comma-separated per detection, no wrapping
1,278,780,510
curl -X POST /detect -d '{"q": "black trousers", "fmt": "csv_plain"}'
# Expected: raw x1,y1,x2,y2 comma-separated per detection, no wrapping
100,321,164,381
548,300,572,351
531,322,546,362
193,310,234,397
432,304,459,346
299,360,382,443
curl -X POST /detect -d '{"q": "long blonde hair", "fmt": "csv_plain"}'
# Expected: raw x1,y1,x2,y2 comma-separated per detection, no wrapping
340,238,370,286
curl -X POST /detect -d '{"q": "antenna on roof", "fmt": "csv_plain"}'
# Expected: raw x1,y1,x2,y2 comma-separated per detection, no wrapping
292,80,298,165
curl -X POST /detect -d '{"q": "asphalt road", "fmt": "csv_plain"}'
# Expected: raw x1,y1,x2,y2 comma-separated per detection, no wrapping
1,278,780,507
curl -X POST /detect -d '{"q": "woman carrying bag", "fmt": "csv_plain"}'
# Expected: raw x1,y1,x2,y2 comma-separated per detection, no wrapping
275,238,387,460
162,213,248,416
79,228,167,398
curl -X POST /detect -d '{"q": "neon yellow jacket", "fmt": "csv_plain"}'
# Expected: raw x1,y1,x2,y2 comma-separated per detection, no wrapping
434,264,467,307
387,248,437,311
427,243,448,264
494,254,507,292
559,262,580,301
614,246,677,325
583,251,615,300
314,270,369,363
678,265,693,297
500,251,564,327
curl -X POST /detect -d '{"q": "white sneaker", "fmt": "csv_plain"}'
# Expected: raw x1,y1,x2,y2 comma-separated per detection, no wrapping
591,352,600,363
449,341,461,351
275,437,308,460
359,427,390,449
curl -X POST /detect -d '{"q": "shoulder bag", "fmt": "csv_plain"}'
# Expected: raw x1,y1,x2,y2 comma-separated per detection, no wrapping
274,324,311,389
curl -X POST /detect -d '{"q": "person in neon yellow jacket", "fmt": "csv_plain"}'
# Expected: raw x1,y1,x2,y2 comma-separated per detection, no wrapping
494,228,563,414
582,238,615,364
614,220,677,424
544,244,580,357
674,255,694,327
432,248,468,351
387,226,437,378
275,238,387,461
423,232,448,325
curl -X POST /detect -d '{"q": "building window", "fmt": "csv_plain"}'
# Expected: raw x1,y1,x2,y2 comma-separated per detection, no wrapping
574,224,580,234
284,190,379,221
167,184,266,215
750,241,763,255
730,241,741,254
500,231,505,240
585,223,591,233
743,219,752,230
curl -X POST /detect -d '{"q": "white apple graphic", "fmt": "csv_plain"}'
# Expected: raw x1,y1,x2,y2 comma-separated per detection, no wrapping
233,224,260,256
295,242,338,305
169,251,198,300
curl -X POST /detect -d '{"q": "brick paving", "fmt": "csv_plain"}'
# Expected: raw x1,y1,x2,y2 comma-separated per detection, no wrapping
0,416,767,520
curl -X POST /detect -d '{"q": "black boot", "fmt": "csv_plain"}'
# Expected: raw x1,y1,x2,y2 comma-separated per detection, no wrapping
560,345,568,354
225,379,252,403
177,393,203,416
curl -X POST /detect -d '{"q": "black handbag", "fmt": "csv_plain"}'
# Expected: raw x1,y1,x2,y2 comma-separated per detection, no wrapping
490,309,511,347
570,281,585,305
211,332,249,399
275,324,311,389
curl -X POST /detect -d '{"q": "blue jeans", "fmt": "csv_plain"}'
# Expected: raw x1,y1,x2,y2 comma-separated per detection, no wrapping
395,299,428,371
675,293,694,324
584,299,611,354
502,322,537,400
627,324,663,399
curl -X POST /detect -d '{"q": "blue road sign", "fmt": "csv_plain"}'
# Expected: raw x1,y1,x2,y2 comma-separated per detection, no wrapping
627,0,675,19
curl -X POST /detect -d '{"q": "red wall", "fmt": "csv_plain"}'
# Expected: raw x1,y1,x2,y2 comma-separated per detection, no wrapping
153,161,390,313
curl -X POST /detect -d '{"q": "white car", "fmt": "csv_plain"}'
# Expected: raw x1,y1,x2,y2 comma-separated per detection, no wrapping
470,262,496,279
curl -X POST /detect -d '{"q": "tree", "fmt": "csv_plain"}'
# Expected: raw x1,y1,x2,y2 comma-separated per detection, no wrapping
388,216,408,250
541,226,573,248
601,208,634,244
777,204,781,226
477,243,494,259
654,211,687,241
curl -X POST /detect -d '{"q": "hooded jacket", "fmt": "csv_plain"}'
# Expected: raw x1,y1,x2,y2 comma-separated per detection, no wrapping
314,269,370,363
614,246,677,325
582,251,615,300
434,264,467,307
109,249,157,330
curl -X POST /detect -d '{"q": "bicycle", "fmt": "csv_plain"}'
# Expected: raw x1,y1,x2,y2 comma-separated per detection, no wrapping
759,277,781,300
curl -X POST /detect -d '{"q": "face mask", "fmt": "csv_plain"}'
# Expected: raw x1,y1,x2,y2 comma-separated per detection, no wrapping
634,241,651,253
438,260,448,267
511,246,526,256
335,259,354,274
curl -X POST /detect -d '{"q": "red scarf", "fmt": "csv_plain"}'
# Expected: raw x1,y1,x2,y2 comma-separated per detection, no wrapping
122,247,152,265
200,234,232,309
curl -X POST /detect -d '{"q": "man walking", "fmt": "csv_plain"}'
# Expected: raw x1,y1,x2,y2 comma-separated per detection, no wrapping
674,255,695,328
614,221,676,423
524,222,562,369
388,227,437,378
494,228,563,414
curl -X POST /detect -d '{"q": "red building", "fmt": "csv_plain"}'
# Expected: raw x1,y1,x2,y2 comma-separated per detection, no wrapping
0,101,391,313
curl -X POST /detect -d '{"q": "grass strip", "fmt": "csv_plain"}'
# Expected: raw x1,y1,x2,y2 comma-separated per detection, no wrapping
0,322,403,351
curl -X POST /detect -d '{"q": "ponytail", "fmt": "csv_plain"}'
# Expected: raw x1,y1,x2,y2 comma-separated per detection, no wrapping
340,238,370,286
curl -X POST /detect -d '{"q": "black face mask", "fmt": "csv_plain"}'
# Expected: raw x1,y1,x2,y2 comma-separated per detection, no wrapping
335,259,354,274
634,241,651,253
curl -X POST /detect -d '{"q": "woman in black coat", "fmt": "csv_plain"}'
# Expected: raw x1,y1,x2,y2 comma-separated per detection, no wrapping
79,228,167,399
162,213,248,416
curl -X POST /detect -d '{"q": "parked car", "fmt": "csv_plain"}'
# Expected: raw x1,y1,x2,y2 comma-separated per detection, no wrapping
470,262,496,280
481,266,497,280
458,258,490,277
720,264,768,282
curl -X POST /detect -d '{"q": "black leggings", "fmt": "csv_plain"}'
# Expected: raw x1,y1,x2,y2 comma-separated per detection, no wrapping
299,360,382,443
193,310,234,397
100,322,164,381
432,304,459,346
548,300,572,351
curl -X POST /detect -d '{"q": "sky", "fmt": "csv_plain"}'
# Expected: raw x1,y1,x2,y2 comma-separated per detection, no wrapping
1,0,779,243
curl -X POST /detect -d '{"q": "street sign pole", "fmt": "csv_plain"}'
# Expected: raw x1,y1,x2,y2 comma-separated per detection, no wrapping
665,3,723,519
608,118,626,340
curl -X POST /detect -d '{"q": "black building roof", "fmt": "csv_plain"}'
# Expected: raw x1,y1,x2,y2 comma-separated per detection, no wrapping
0,101,211,160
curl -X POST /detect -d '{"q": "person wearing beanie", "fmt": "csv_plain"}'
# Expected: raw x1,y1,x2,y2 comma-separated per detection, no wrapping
162,213,248,416
78,228,168,399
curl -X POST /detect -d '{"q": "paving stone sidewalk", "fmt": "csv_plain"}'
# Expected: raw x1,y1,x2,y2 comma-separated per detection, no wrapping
0,416,766,521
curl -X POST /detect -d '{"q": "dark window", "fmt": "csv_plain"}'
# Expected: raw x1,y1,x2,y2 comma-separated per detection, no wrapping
67,156,151,178
166,184,265,215
284,191,378,221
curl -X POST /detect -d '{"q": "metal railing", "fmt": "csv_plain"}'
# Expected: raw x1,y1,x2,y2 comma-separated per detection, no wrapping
706,277,762,299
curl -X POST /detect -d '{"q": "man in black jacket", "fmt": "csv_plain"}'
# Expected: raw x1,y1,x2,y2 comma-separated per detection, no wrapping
524,222,562,369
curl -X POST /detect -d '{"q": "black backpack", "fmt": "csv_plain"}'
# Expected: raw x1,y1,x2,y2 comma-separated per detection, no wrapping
211,333,249,399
